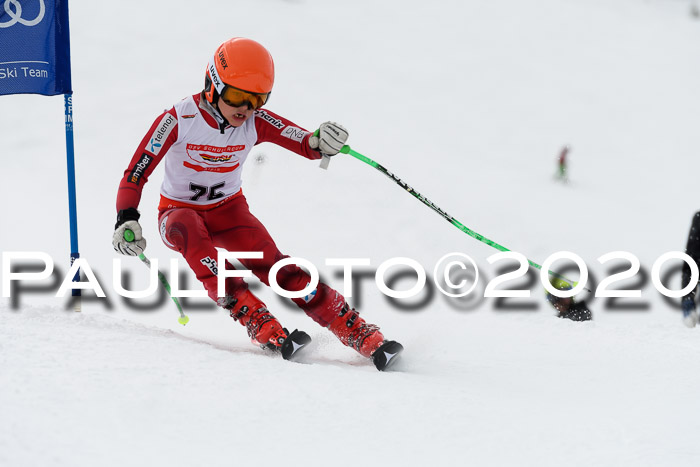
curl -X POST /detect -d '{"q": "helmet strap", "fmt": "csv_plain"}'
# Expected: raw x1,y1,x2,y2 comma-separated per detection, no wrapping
200,91,229,134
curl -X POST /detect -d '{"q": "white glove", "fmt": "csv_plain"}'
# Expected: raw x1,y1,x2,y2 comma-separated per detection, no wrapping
113,220,147,256
309,121,348,156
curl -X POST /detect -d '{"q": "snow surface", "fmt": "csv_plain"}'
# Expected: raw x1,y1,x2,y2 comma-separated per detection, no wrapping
3,0,700,465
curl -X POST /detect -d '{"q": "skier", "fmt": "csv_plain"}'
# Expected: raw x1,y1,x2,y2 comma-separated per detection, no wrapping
680,211,700,327
112,37,402,370
555,145,569,182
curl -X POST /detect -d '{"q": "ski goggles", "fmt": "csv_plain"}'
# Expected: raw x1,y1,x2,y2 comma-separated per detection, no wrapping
220,85,270,110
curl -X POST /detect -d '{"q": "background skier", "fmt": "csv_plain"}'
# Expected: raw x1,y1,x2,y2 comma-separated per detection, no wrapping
681,211,700,327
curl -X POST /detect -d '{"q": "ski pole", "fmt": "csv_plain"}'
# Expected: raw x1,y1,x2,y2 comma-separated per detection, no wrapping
124,229,189,325
335,143,586,291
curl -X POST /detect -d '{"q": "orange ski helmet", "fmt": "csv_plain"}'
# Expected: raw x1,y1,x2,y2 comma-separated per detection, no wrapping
204,37,275,109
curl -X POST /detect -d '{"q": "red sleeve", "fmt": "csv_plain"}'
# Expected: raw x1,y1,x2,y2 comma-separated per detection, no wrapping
116,108,178,212
253,109,321,160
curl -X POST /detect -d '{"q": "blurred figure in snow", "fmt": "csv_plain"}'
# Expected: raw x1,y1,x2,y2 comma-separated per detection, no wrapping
555,145,570,183
680,211,700,327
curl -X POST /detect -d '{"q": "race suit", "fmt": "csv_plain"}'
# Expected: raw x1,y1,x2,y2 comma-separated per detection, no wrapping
116,93,345,326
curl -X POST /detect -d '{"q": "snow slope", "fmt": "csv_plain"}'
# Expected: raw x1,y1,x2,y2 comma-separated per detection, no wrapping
2,0,700,465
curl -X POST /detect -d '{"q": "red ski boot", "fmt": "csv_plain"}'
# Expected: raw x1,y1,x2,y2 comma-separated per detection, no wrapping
220,290,287,350
328,303,386,358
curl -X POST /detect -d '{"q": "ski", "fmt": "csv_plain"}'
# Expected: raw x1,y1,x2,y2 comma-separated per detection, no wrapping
274,329,405,370
372,340,404,371
280,329,312,361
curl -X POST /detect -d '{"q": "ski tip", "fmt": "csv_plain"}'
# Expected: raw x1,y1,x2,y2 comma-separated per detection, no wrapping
281,329,312,361
372,340,404,372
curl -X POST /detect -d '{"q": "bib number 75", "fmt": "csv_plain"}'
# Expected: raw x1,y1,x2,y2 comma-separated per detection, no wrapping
189,182,225,201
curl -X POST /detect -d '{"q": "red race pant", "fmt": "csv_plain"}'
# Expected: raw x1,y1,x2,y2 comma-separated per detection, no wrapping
157,192,344,327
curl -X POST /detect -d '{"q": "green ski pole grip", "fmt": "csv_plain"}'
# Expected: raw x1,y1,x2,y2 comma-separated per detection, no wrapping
124,229,135,242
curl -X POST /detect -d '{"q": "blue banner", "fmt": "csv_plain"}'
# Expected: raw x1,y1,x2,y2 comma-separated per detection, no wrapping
0,0,71,96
